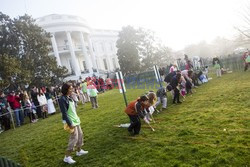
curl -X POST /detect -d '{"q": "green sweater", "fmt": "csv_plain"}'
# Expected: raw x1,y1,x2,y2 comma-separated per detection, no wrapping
67,100,81,126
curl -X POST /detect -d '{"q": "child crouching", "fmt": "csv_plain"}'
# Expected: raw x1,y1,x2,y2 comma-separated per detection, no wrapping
124,95,149,135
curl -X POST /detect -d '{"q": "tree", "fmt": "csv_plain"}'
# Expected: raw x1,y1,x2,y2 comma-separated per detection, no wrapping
138,28,174,69
116,26,141,75
0,13,67,88
116,26,174,74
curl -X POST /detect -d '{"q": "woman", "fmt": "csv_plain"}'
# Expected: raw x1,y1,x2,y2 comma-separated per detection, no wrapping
59,83,88,164
45,87,56,115
37,88,48,119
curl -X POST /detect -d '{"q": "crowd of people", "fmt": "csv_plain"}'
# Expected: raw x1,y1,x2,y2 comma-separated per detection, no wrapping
0,76,115,133
124,55,213,137
1,53,247,164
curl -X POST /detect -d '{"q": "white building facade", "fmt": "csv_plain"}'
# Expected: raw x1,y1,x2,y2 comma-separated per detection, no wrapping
36,14,120,80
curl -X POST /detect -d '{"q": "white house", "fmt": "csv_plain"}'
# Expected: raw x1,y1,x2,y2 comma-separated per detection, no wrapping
36,14,120,80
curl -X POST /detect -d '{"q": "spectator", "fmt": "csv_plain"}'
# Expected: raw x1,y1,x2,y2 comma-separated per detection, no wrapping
0,91,11,130
7,91,23,126
242,51,250,71
23,93,37,123
37,88,48,119
45,87,56,115
31,87,42,118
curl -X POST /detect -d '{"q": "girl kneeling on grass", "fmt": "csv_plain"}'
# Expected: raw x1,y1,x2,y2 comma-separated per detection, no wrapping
124,95,149,135
59,83,88,164
144,91,157,121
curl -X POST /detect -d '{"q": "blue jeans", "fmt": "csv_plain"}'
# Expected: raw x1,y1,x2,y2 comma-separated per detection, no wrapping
14,108,24,126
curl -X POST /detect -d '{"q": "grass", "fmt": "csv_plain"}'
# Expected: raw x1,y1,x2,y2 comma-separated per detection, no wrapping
0,72,250,167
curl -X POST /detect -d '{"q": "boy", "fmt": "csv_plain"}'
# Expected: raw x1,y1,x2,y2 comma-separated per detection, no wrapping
155,87,167,110
124,95,149,135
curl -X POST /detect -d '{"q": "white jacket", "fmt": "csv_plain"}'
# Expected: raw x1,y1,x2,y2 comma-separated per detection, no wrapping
37,94,47,106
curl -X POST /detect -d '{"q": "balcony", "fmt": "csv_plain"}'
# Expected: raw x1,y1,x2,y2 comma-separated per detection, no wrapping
58,45,69,51
81,69,89,74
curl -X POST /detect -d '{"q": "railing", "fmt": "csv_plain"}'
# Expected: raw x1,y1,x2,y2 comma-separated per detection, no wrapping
57,45,69,51
81,70,89,74
220,55,244,71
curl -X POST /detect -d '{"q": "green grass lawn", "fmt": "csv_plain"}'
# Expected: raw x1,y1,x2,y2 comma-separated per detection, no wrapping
0,72,250,167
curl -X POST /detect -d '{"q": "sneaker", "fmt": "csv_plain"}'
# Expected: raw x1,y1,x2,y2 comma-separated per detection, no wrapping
63,156,76,164
76,149,88,156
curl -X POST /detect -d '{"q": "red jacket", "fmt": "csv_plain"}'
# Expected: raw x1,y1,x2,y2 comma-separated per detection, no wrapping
124,100,146,118
7,95,21,110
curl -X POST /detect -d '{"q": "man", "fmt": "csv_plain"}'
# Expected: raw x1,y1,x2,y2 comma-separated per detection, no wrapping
170,73,182,104
7,91,23,126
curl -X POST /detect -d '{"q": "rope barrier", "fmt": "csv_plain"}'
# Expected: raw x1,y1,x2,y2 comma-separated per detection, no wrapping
0,97,60,118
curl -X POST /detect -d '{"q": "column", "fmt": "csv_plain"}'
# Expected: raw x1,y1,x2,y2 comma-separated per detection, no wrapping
79,32,93,74
51,33,62,66
115,56,120,69
66,31,81,76
86,35,98,71
106,55,113,71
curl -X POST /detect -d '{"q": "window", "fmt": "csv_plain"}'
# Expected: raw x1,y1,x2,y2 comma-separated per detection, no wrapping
103,59,108,70
82,61,87,71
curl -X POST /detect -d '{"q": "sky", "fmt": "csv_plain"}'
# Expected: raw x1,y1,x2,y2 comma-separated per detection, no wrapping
0,0,247,50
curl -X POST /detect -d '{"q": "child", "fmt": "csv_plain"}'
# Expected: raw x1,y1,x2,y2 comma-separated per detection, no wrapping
144,92,157,122
124,95,149,135
81,80,90,103
23,94,36,123
31,101,38,122
87,81,99,109
213,57,221,77
155,87,167,110
59,83,88,164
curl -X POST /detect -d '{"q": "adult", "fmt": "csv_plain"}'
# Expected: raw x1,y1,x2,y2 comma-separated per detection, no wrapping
0,91,11,130
106,77,113,90
7,91,23,126
59,83,88,164
170,73,182,104
37,88,48,119
45,87,56,115
31,87,42,118
98,77,105,93
185,60,193,70
242,51,250,71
